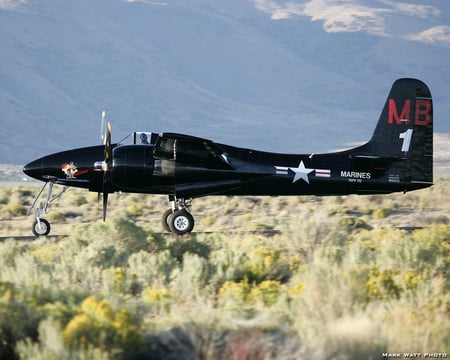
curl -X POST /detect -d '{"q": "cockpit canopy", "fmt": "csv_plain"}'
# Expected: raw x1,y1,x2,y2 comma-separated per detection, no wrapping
119,132,159,146
134,132,159,145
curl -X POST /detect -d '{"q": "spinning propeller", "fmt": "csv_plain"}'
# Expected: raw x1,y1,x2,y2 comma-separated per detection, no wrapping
100,111,112,221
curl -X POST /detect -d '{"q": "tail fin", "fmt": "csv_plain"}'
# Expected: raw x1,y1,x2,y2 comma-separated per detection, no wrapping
358,78,433,185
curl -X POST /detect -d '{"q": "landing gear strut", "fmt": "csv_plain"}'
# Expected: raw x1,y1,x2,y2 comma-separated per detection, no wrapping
161,196,195,235
27,181,68,236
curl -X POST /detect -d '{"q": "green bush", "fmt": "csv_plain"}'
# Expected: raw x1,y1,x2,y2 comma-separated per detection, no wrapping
1,182,450,358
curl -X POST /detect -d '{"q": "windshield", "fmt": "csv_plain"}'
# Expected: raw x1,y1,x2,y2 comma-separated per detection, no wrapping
118,132,159,145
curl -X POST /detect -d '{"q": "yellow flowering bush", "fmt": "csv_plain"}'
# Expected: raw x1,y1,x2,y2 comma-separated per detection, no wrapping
142,287,175,313
63,296,142,354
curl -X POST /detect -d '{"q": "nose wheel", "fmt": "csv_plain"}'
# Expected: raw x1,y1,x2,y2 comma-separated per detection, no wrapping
27,181,68,237
32,218,51,237
161,197,195,235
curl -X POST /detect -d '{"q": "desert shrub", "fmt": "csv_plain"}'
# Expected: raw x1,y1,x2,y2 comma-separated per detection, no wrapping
1,181,450,358
411,225,450,281
142,324,226,360
375,296,450,353
144,324,305,360
327,205,351,216
142,287,175,314
372,208,390,219
51,250,103,293
101,267,127,294
11,187,33,198
434,214,449,224
127,250,177,289
170,253,214,299
63,296,143,357
248,280,282,306
71,219,150,253
217,280,250,310
62,219,152,269
0,188,10,204
338,216,371,231
245,222,275,231
203,215,216,227
279,209,350,261
322,315,386,359
126,204,145,218
3,203,28,217
71,194,88,207
0,281,84,360
218,279,284,309
0,288,39,359
30,245,62,263
166,236,211,262
0,240,29,268
207,247,249,288
366,265,402,300
47,210,67,223
243,245,292,283
16,318,111,360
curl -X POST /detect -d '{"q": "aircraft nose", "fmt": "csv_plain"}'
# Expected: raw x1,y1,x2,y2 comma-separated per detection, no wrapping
23,158,43,180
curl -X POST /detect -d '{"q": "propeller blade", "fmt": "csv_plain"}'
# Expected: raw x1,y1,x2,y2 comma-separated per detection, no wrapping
100,110,106,144
102,121,112,222
102,191,108,221
104,122,112,170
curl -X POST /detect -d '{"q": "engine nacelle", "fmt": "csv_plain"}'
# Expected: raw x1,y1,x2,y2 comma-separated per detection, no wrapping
112,145,154,190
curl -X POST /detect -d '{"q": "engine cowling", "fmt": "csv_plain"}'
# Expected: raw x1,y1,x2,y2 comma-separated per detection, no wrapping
112,145,154,190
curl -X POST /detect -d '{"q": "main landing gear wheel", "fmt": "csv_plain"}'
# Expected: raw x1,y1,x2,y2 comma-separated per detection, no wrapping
168,210,195,235
161,208,173,232
32,218,51,237
163,196,195,235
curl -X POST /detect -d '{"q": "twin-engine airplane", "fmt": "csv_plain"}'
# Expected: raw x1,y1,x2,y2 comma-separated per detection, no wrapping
23,78,433,236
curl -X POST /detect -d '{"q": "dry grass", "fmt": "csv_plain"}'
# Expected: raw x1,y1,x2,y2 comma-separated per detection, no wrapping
2,179,450,237
0,180,449,359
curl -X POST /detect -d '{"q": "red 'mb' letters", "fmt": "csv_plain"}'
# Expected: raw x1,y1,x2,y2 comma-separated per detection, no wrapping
388,99,432,126
388,99,410,124
414,99,432,126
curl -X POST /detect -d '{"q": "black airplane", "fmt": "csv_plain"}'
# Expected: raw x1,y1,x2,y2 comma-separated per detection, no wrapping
23,78,433,236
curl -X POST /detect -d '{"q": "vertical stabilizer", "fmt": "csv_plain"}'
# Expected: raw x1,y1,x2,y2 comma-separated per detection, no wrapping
363,78,433,185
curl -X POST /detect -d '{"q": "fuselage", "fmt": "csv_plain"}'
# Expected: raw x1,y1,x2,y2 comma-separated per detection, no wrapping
23,138,430,200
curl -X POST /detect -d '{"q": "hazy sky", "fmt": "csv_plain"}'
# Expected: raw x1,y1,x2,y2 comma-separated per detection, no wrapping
2,0,449,46
252,0,450,46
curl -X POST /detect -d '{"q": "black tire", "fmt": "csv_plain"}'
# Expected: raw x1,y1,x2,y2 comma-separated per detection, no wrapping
168,210,194,235
32,218,51,237
162,208,173,232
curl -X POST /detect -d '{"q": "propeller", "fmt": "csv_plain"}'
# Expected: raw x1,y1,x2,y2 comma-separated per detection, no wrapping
98,111,112,221
100,110,106,144
102,121,112,221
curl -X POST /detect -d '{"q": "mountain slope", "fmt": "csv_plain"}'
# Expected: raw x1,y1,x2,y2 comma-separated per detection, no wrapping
1,0,449,164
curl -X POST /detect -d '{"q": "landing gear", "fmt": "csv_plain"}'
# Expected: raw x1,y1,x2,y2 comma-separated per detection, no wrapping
169,210,195,235
161,208,173,232
161,196,195,235
27,181,68,237
32,218,51,237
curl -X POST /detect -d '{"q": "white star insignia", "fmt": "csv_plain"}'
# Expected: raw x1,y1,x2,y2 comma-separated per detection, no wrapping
289,161,314,184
